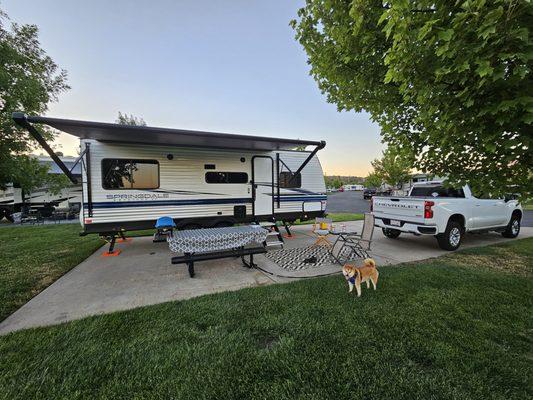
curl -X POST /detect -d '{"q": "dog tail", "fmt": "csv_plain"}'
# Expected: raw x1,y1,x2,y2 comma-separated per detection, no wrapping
364,258,376,268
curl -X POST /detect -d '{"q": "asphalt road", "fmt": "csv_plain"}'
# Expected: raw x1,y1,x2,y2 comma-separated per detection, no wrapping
326,191,533,227
326,191,372,214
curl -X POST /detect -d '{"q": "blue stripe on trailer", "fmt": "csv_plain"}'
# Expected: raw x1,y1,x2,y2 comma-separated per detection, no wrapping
83,195,327,209
85,198,252,208
277,196,327,202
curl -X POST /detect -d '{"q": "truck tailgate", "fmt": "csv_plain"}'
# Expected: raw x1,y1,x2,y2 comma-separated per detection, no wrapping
373,197,425,221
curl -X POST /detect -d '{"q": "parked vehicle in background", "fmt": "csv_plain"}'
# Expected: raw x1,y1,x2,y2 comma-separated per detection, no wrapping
376,188,393,197
372,181,522,250
342,184,364,191
363,188,377,200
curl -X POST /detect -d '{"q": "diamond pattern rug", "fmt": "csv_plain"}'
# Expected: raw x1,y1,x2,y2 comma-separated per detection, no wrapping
264,246,336,270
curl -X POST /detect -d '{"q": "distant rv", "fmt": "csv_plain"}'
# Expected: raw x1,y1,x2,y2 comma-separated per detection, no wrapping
0,156,82,222
341,184,364,191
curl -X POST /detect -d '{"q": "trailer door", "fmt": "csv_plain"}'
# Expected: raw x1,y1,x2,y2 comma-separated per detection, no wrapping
252,156,274,218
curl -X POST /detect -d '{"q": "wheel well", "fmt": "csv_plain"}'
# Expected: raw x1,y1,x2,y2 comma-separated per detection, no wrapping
512,209,522,221
449,214,465,230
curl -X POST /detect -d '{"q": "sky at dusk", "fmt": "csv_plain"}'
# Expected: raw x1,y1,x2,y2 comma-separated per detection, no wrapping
3,0,383,176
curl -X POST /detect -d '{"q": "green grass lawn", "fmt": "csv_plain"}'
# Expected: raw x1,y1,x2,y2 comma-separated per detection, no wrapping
0,238,531,399
0,224,104,322
295,212,364,225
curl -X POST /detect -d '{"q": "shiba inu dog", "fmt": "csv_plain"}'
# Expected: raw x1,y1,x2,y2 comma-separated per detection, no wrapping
342,259,379,297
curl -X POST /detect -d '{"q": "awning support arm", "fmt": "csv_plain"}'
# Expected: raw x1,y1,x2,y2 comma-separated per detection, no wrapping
288,141,326,185
12,112,78,184
69,147,89,174
278,158,293,174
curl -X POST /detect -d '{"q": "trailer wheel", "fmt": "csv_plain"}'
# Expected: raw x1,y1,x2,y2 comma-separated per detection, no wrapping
501,214,520,238
436,220,463,251
382,228,401,239
3,209,15,223
182,223,202,230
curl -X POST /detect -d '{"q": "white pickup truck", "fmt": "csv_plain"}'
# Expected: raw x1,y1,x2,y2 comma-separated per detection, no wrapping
372,181,522,250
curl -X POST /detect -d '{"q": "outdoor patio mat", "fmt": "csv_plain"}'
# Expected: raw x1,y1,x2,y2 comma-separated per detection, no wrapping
264,246,336,270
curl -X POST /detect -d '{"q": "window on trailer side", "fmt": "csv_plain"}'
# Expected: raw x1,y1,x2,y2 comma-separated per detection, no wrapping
205,172,248,184
102,159,159,189
279,171,301,188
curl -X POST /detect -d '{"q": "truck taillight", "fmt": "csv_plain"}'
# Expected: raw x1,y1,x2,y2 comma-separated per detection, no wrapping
424,201,434,219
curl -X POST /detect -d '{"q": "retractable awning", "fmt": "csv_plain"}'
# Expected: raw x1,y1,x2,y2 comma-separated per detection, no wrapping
13,112,326,185
13,113,325,151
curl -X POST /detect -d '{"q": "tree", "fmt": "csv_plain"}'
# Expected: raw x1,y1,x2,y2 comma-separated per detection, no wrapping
371,147,413,188
0,9,70,192
364,171,382,189
291,0,532,199
116,112,146,126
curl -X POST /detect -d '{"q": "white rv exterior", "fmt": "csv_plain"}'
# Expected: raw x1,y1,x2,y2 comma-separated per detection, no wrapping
13,113,328,234
80,140,326,233
342,184,364,191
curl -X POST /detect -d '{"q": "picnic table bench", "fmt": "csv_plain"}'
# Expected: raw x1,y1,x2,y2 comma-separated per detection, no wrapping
168,225,269,277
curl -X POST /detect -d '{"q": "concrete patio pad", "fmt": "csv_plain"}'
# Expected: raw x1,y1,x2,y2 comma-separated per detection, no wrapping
1,222,531,335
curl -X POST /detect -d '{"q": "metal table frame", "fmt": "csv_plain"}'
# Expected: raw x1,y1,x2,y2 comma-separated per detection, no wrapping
171,246,266,278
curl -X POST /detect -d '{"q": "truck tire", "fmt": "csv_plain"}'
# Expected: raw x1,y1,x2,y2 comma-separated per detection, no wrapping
501,214,520,238
382,228,401,239
436,220,463,251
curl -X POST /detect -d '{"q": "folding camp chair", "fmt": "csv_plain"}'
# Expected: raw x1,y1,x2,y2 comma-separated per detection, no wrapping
329,213,375,263
311,217,334,248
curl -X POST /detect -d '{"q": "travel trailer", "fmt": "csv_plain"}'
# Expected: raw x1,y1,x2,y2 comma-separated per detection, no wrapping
0,157,82,221
13,113,327,235
341,184,364,191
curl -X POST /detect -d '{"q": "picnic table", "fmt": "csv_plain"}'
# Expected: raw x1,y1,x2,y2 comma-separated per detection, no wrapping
168,225,269,277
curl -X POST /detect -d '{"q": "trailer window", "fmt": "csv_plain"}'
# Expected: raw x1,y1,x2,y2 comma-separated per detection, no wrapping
102,159,159,189
279,171,301,188
205,172,248,184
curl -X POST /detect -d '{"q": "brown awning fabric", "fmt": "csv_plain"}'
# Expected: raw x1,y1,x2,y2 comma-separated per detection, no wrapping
19,114,325,151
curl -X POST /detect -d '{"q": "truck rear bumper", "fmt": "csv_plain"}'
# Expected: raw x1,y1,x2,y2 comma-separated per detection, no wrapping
374,217,438,235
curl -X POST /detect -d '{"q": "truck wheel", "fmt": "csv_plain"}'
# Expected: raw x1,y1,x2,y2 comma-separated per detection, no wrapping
436,221,463,251
382,228,401,239
502,215,520,238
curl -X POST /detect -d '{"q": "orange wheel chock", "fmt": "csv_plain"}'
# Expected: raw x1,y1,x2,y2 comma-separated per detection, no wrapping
102,249,121,257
